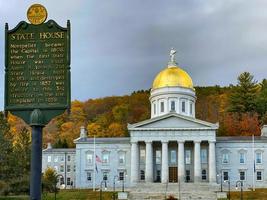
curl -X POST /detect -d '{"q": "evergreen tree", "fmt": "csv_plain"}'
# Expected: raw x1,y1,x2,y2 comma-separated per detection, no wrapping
228,72,259,113
256,79,267,122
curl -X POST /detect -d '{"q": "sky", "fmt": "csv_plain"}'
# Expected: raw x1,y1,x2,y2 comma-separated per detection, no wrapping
1,0,267,109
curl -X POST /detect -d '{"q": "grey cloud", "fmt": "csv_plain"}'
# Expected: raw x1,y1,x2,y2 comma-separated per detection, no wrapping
0,0,267,109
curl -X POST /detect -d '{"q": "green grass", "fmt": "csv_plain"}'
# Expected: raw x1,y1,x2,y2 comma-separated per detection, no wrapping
0,189,115,200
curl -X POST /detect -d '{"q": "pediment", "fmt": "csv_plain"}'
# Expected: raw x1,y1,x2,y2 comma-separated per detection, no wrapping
128,113,218,130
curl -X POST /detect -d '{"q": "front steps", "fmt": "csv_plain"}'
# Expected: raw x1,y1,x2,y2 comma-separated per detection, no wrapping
129,182,219,200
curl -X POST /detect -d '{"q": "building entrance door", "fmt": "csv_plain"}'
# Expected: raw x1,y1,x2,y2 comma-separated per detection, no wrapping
156,170,161,182
186,170,191,182
169,167,177,182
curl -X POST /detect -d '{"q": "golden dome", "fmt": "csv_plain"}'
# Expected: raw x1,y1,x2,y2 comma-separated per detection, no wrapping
152,65,194,89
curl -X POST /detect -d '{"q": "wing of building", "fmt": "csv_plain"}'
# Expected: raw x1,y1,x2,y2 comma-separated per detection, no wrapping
42,50,267,195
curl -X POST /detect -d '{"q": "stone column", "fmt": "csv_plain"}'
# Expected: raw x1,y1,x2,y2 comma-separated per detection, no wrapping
194,140,201,182
178,141,185,182
130,142,139,183
145,141,153,182
161,141,169,183
209,141,216,182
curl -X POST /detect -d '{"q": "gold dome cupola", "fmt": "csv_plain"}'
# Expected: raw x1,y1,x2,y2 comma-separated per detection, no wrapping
152,48,194,90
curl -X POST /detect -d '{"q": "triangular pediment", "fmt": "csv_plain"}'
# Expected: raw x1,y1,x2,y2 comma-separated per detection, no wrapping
128,113,218,130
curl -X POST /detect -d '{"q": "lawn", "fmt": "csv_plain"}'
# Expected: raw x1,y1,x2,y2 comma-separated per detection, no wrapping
0,189,115,200
219,188,267,200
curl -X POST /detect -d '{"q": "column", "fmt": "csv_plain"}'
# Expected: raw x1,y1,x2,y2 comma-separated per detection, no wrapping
145,141,153,182
209,141,216,182
161,141,169,183
194,140,201,182
178,141,185,182
130,142,139,183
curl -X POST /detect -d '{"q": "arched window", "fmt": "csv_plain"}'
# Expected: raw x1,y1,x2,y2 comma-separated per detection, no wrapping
160,102,164,113
181,101,186,113
171,101,175,111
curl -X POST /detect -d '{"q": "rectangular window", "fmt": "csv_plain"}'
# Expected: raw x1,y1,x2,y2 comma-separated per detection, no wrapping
171,101,175,111
119,172,124,181
87,154,93,165
74,165,76,172
140,170,145,180
60,177,64,185
154,104,156,115
87,172,92,181
140,149,146,164
48,156,51,162
102,153,109,164
67,165,71,172
160,102,164,113
119,153,125,165
103,171,108,181
60,156,64,162
182,101,186,113
60,165,64,172
67,178,71,185
222,153,229,164
223,171,229,181
190,102,193,115
240,152,245,164
240,171,246,181
256,152,262,164
185,150,191,164
202,169,207,180
256,171,263,181
54,156,58,162
156,150,161,164
170,150,176,164
67,155,71,162
201,149,207,164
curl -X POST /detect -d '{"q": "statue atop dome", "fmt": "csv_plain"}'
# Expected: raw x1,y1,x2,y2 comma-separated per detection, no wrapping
168,48,177,67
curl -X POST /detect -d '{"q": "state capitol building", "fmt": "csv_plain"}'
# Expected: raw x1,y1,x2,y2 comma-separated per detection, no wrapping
42,50,267,199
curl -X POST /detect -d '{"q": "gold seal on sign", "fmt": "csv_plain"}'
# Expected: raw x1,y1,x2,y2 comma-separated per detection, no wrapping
27,4,47,25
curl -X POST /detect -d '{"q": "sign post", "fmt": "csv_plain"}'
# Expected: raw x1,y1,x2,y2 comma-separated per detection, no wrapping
4,4,71,200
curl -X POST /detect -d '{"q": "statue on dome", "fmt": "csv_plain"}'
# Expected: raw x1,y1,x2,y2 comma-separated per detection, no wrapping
169,48,177,64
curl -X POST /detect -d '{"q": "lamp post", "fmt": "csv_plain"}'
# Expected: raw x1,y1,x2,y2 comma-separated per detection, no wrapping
217,170,223,192
122,173,127,192
54,174,64,200
224,180,231,200
100,180,107,200
113,175,118,200
236,180,243,200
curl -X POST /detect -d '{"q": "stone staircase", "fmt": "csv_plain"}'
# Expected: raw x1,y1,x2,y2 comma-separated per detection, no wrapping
129,182,219,200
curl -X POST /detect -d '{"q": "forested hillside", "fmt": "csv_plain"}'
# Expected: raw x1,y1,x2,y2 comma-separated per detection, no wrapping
5,72,267,148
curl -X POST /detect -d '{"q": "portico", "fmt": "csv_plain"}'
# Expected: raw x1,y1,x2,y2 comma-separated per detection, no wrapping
128,113,218,184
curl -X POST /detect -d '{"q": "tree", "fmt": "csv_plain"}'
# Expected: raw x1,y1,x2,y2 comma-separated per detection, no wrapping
42,167,57,192
87,123,106,137
0,112,14,181
256,79,267,120
13,128,31,176
107,123,126,137
228,72,259,113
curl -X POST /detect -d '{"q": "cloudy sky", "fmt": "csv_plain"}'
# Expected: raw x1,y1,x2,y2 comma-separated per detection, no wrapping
1,0,267,109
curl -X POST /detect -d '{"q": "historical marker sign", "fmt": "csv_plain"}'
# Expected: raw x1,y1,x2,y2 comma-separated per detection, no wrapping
5,4,71,200
5,19,70,124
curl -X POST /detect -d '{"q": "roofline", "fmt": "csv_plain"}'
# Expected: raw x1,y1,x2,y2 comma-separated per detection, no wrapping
128,112,218,129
